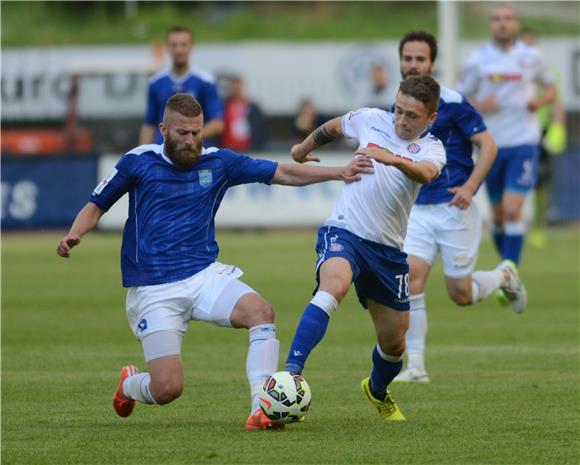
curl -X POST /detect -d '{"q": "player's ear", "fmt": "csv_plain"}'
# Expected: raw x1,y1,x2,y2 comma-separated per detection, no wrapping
159,122,167,137
427,111,438,125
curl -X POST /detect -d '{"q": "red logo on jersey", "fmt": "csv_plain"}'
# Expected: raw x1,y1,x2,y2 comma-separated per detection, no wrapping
486,73,523,82
367,143,414,162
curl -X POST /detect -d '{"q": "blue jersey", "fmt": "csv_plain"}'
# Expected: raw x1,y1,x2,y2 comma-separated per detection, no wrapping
144,68,224,144
416,86,486,205
90,145,277,287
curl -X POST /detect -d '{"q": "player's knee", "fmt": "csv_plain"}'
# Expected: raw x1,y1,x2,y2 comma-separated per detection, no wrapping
152,380,183,405
321,280,350,303
377,332,407,358
378,339,406,359
253,301,275,325
450,288,472,306
503,209,521,222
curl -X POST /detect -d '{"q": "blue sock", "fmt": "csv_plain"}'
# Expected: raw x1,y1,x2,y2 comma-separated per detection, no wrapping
502,233,524,265
502,221,526,265
492,227,504,257
285,303,330,374
369,346,403,401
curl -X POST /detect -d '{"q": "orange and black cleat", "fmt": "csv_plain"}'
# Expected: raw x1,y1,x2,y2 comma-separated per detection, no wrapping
113,365,139,418
244,409,285,431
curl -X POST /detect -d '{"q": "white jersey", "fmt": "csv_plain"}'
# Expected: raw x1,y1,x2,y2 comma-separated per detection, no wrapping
325,108,446,250
458,41,554,147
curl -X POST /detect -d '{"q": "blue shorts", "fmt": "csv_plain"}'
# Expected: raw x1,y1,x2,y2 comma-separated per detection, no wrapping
486,145,540,204
314,226,410,311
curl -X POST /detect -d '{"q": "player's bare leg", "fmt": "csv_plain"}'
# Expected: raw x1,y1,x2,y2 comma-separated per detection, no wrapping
114,331,184,417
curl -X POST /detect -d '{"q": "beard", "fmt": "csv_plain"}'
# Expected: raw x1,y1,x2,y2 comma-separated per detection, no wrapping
164,135,202,170
401,69,420,79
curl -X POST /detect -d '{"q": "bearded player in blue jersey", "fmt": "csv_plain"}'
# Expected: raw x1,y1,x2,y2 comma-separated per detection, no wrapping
57,93,372,430
393,32,527,384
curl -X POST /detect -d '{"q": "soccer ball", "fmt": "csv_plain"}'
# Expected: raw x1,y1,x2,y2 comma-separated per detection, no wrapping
259,371,312,423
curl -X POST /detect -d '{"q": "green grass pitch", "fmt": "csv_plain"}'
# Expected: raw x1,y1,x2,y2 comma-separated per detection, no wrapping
2,229,579,464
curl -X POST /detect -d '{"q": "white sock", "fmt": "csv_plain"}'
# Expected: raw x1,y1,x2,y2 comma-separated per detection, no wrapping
406,293,426,372
247,323,279,413
123,373,156,404
311,290,339,317
471,269,504,303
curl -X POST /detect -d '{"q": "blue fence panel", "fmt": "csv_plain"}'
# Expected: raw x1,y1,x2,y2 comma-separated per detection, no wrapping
548,149,580,223
1,156,97,229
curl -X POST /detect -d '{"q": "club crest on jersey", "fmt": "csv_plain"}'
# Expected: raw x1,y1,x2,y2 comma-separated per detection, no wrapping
199,169,213,188
407,143,421,154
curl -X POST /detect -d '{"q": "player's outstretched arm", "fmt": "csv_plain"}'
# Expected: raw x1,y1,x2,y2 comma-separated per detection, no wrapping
448,130,497,210
271,156,373,186
57,202,104,258
291,116,343,163
356,147,439,184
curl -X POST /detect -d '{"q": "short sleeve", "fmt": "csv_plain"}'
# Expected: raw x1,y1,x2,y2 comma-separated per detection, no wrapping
422,139,446,175
533,51,555,87
90,154,138,212
341,108,372,140
457,56,481,97
221,149,278,186
451,98,487,139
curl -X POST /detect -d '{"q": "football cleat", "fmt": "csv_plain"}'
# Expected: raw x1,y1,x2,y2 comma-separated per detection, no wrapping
498,260,527,314
360,378,405,421
113,365,138,418
244,409,286,431
393,368,430,384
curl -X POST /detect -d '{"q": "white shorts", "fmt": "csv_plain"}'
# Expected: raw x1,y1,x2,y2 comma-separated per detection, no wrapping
403,202,481,278
125,262,255,340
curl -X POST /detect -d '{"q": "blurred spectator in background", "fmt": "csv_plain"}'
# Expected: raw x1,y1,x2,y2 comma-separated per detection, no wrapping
293,99,327,143
220,75,268,152
362,62,391,111
458,4,556,268
139,26,224,145
519,28,567,248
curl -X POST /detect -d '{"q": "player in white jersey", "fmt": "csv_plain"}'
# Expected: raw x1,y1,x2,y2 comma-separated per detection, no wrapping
284,76,445,421
392,31,527,385
459,4,556,272
57,93,373,431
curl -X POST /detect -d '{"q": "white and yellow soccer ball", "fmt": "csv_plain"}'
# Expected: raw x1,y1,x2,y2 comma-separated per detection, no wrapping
259,371,312,423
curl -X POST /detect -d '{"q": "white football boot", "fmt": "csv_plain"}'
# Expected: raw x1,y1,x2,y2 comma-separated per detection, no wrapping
498,260,527,314
392,367,430,384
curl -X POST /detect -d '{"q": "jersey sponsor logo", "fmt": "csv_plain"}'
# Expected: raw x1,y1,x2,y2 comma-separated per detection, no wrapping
370,126,392,140
486,73,523,82
93,168,118,195
407,143,421,154
199,169,213,188
367,142,415,162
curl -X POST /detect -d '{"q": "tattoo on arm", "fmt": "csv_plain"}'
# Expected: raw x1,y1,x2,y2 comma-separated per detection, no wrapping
312,125,336,146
